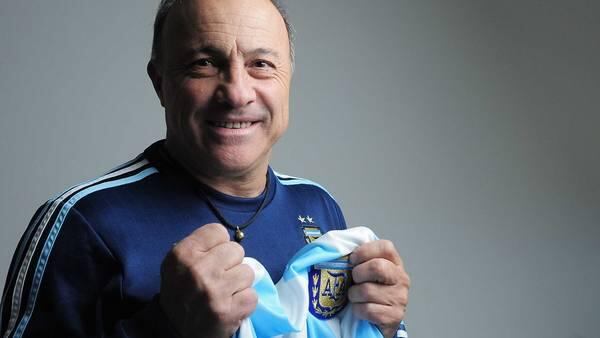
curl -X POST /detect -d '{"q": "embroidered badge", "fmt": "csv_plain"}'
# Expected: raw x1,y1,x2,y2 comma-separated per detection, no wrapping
308,255,353,319
299,215,322,243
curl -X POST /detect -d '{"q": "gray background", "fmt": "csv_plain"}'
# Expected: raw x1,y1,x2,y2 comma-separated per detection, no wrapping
1,0,598,337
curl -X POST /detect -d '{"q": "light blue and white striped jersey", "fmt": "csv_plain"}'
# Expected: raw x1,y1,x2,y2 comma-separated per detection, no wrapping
236,227,407,338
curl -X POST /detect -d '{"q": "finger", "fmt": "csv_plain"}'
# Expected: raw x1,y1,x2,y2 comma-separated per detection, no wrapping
352,302,403,328
183,223,230,253
230,287,258,321
223,263,255,295
199,241,245,272
352,258,403,285
350,240,403,266
348,282,408,307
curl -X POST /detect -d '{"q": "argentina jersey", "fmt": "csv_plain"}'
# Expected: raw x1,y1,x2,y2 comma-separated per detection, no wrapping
235,227,408,338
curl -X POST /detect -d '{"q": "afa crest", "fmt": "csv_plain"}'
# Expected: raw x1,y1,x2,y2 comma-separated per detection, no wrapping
301,225,322,244
298,215,322,244
308,256,353,319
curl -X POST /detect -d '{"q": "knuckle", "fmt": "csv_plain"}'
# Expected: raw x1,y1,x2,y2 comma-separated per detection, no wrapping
169,244,186,262
398,293,408,306
229,241,246,259
347,285,360,302
163,249,192,278
204,222,225,232
350,248,364,264
360,303,379,320
214,310,229,325
394,285,408,304
351,265,362,282
370,258,387,276
198,222,230,241
209,300,229,321
237,289,258,318
212,223,230,239
170,241,199,265
246,289,258,307
380,239,395,253
394,267,410,288
360,283,376,300
240,264,255,284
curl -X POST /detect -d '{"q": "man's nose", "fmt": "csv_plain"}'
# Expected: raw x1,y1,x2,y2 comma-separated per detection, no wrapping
215,65,256,109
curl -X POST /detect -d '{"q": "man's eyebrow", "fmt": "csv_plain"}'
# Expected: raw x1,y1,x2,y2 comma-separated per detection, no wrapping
191,46,281,59
191,45,225,56
249,48,280,59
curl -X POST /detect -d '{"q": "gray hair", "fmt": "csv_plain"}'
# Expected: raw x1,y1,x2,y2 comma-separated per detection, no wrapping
150,0,295,66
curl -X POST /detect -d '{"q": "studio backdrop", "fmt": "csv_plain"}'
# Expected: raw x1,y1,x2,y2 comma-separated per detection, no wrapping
1,1,598,337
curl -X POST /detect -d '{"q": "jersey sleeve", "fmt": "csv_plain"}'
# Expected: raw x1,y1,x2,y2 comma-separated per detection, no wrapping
0,204,178,338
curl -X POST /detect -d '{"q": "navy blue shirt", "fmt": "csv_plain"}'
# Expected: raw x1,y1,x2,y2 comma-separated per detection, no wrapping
1,140,346,337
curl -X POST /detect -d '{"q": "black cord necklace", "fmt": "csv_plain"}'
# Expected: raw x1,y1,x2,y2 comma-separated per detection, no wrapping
156,143,270,243
196,175,270,242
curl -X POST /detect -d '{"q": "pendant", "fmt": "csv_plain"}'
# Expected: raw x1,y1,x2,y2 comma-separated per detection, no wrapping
235,228,245,242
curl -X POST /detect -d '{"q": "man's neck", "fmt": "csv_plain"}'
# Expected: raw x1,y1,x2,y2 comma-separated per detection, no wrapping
164,143,268,198
195,171,268,198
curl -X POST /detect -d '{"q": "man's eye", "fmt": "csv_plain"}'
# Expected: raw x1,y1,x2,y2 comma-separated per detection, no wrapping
193,59,214,67
187,58,219,77
253,60,273,68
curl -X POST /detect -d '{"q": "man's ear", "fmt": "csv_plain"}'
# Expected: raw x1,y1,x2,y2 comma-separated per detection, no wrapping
147,61,165,107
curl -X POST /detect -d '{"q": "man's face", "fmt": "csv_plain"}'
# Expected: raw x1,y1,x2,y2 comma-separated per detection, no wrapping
150,0,292,178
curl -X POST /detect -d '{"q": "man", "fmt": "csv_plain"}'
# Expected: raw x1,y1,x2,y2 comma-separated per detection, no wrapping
1,0,409,337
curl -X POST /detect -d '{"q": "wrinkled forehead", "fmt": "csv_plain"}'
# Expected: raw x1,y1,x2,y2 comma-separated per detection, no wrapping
164,0,289,54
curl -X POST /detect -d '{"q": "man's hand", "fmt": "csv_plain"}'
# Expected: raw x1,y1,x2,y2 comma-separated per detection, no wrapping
159,223,257,338
349,240,410,338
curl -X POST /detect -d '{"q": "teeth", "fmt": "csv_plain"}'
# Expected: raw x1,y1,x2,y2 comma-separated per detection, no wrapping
212,121,253,129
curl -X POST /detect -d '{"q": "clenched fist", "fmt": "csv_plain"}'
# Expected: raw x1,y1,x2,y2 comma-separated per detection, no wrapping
159,223,257,338
349,240,410,338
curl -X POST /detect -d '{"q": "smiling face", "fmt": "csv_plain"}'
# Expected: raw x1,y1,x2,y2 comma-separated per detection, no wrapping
148,0,292,190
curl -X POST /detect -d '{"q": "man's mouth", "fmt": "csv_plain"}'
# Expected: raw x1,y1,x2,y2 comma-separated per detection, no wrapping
208,121,255,129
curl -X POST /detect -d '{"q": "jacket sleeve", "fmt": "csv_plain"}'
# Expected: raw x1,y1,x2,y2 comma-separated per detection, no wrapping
0,204,178,338
331,198,348,231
